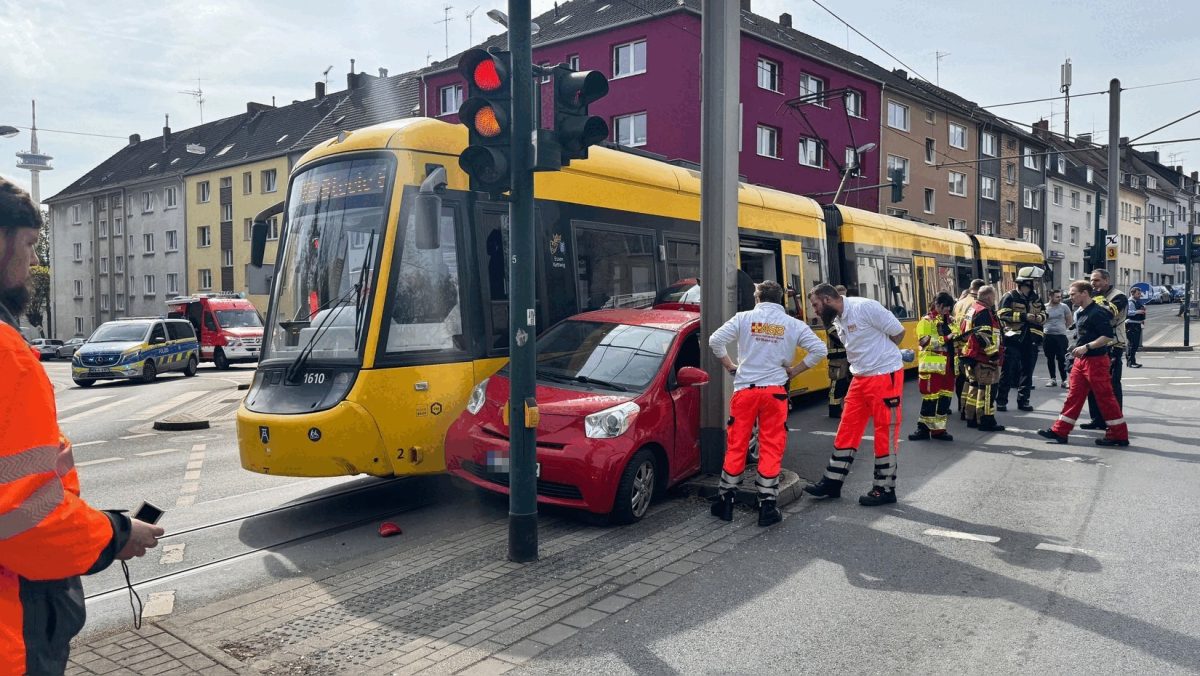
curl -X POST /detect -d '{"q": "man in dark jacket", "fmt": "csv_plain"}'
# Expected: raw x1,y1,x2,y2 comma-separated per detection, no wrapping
995,268,1046,412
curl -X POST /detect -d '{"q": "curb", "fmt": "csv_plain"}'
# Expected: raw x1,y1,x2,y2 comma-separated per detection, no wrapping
683,468,806,509
1142,346,1194,352
153,414,211,431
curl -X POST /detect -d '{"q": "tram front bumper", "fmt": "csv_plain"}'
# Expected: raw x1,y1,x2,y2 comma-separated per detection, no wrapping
237,400,392,477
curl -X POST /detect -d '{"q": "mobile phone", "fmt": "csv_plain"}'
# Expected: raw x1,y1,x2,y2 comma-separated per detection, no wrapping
133,501,164,525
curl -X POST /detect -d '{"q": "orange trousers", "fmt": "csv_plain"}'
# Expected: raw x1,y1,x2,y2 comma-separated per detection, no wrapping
720,385,788,499
822,370,904,489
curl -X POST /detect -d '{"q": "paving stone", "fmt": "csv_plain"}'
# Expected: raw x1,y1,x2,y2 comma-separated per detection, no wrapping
457,657,515,675
615,582,658,599
494,639,549,665
560,608,609,629
662,561,701,575
640,571,681,587
527,623,578,646
589,595,635,614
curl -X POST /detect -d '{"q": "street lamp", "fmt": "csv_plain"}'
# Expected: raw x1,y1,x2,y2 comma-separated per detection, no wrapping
486,9,540,35
0,125,18,138
831,142,876,205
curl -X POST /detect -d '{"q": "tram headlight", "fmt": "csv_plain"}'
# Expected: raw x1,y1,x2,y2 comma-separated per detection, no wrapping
584,401,640,439
467,378,489,415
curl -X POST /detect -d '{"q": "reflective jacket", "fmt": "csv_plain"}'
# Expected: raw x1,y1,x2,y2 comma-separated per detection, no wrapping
916,309,953,375
950,293,977,353
1094,288,1128,350
0,310,130,675
962,302,1003,363
996,289,1046,343
824,321,848,377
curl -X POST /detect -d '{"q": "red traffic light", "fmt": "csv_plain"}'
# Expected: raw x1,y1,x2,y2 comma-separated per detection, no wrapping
458,48,510,95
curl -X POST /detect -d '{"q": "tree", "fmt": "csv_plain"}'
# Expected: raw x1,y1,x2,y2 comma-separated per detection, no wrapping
36,208,50,265
27,265,51,336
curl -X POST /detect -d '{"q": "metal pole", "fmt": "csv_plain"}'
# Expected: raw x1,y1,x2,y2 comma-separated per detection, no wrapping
507,0,537,562
698,0,740,474
1186,195,1194,346
1106,79,1120,280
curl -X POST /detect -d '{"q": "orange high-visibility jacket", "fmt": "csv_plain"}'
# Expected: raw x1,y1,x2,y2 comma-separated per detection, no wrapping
1,319,126,675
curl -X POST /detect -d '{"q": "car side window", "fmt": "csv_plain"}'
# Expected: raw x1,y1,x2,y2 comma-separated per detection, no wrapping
150,323,167,343
167,322,194,341
204,312,218,332
671,331,701,388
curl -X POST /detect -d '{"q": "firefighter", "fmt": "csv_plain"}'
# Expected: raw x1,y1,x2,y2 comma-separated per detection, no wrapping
804,283,906,507
995,267,1046,412
0,176,164,674
909,292,958,441
961,285,1006,431
1038,280,1130,446
825,284,852,418
709,280,827,527
1081,269,1128,430
952,279,985,418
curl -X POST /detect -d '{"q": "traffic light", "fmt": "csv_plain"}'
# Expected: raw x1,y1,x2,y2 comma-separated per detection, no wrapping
553,66,610,165
889,168,904,203
457,48,512,193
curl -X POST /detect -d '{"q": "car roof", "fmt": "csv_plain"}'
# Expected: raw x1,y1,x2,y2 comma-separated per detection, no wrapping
568,308,700,332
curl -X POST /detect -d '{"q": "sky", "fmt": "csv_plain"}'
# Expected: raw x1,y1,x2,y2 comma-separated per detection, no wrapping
2,0,1198,202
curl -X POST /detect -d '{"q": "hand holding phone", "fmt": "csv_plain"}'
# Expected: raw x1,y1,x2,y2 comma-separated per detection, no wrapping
133,501,164,525
118,502,165,560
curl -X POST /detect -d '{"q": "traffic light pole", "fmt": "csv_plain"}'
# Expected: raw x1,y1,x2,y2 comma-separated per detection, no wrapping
1106,79,1120,280
507,0,538,562
1186,195,1194,346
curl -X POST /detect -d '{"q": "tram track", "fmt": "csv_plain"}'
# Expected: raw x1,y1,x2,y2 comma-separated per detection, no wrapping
85,475,433,602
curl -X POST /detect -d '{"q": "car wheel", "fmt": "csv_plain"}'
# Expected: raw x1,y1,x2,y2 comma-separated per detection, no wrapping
611,449,658,525
73,379,94,388
214,349,230,370
184,356,198,377
141,360,157,383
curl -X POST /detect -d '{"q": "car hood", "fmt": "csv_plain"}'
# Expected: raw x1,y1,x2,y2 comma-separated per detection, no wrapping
223,327,263,338
77,341,142,355
486,375,637,434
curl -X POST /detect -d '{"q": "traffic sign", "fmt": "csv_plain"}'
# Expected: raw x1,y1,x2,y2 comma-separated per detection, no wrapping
1104,234,1119,262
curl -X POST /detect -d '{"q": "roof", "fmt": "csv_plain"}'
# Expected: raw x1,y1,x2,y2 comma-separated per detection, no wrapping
292,73,422,150
46,113,250,202
188,95,348,174
571,308,699,331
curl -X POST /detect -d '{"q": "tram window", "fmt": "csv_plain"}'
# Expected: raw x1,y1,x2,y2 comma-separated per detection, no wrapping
386,205,463,353
957,266,974,295
803,250,823,288
856,255,887,305
739,247,778,285
575,227,657,311
665,239,700,282
937,265,957,296
886,260,915,319
784,254,804,319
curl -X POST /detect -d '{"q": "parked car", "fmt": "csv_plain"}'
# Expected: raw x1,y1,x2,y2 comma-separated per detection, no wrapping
1151,285,1170,304
56,337,87,359
445,307,709,524
29,339,64,361
72,318,199,387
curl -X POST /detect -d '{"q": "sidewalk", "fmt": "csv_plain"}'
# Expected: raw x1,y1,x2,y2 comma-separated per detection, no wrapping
68,491,793,675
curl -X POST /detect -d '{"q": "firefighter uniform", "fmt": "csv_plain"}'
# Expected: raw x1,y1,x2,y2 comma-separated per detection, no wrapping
1086,289,1128,428
910,307,955,440
709,300,827,524
951,291,978,416
0,306,132,674
1043,300,1129,444
995,283,1046,411
825,322,851,418
961,300,1005,430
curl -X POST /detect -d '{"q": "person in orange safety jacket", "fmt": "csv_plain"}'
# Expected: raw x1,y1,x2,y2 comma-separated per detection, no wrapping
1,176,164,675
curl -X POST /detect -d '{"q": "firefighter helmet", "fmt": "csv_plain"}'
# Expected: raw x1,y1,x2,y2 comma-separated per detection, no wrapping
1016,266,1044,284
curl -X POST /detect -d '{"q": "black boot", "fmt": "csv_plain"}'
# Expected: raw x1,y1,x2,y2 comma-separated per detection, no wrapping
1037,428,1068,444
1017,401,1034,412
859,486,897,506
978,415,1006,432
757,499,782,527
908,426,931,441
803,477,842,499
828,403,843,419
709,491,735,521
931,432,954,442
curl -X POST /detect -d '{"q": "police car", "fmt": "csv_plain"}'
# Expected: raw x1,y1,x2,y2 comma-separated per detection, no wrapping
72,318,199,387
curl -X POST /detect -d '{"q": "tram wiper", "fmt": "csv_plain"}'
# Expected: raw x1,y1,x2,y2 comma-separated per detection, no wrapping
353,232,376,348
285,282,360,384
534,367,575,384
572,375,628,392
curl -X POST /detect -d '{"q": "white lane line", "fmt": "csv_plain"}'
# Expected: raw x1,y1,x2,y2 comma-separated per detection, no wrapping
811,430,875,440
183,470,201,481
924,528,1001,543
141,591,176,618
179,482,199,494
135,448,180,457
56,395,115,415
59,397,130,424
185,460,203,471
175,495,196,507
158,543,185,565
72,440,107,448
119,433,156,440
77,457,123,467
1036,542,1097,556
1060,457,1084,463
190,443,207,452
119,390,208,421
1007,450,1032,456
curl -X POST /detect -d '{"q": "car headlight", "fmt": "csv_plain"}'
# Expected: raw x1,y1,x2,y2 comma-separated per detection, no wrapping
585,401,640,439
467,378,490,415
228,339,243,348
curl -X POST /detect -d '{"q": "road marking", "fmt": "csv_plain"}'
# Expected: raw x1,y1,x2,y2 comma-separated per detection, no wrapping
72,440,107,448
59,397,130,424
77,457,123,467
159,543,185,565
1036,542,1097,556
1060,456,1084,462
56,395,115,415
119,433,156,440
924,528,1000,544
175,495,196,507
1007,450,1032,456
135,448,180,457
191,443,207,452
142,591,176,618
185,460,203,471
118,390,208,421
179,482,199,494
183,470,201,481
811,430,874,440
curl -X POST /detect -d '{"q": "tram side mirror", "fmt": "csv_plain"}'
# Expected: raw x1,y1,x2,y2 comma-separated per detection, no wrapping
250,201,285,268
416,166,447,250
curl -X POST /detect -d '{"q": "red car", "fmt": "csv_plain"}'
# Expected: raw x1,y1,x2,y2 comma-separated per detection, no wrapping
444,307,710,523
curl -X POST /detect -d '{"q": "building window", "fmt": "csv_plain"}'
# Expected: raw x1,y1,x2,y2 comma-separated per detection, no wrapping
439,84,463,116
220,176,232,190
1023,147,1040,170
844,147,862,176
198,225,211,248
887,100,910,131
221,203,233,222
567,54,580,71
756,58,780,92
949,218,966,230
261,169,277,193
981,176,997,200
142,191,154,212
844,89,863,117
1006,201,1016,223
885,207,909,218
266,216,280,240
115,256,124,274
612,39,646,78
1069,261,1080,279
143,233,155,253
756,125,780,159
242,172,253,194
799,74,825,103
72,205,81,224
925,138,935,165
144,275,156,296
100,256,108,274
948,171,966,197
1134,237,1141,254
128,234,135,251
923,188,935,214
1006,162,1016,184
199,269,213,290
128,274,135,295
198,181,210,203
222,249,234,267
166,186,178,208
166,230,178,252
98,221,108,239
1071,191,1080,209
1053,185,1063,205
886,155,910,184
1134,206,1142,222
613,112,647,147
100,294,109,311
1052,222,1062,242
167,273,179,295
1058,156,1066,174
73,242,82,261
798,137,823,167
74,279,83,298
981,133,997,157
113,218,122,236
243,218,253,241
1023,187,1041,210
949,123,967,150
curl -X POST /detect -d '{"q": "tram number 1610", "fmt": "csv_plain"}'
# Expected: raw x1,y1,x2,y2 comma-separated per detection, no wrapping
303,372,326,385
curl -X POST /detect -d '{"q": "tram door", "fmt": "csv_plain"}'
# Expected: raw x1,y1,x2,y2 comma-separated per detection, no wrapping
914,255,937,315
781,240,804,319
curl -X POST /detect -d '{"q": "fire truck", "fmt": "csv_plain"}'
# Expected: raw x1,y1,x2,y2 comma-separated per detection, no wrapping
166,293,263,369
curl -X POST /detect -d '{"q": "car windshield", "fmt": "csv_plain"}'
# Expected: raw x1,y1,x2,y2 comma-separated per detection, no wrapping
215,309,263,329
89,323,150,343
529,320,674,392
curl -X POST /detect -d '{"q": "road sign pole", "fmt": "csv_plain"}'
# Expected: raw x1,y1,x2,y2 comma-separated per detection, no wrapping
1106,79,1120,281
1186,194,1194,346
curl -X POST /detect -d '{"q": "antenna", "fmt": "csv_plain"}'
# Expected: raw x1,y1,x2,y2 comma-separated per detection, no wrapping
465,6,479,46
426,51,433,66
934,51,950,87
436,4,454,59
322,65,333,86
178,78,206,123
1060,58,1073,139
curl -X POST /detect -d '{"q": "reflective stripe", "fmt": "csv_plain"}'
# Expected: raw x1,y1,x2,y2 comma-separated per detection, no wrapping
0,477,65,539
1058,415,1077,425
0,445,58,483
1105,417,1126,426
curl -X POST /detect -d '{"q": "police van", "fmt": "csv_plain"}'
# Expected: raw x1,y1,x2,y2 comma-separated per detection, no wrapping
71,317,200,387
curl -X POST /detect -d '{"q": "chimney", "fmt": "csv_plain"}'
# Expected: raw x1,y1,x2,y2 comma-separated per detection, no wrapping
128,133,141,147
740,0,751,11
315,81,326,98
1145,150,1159,163
1120,136,1129,147
246,101,273,114
779,12,792,28
1176,165,1184,174
1192,171,1198,182
892,68,907,80
1076,133,1091,145
1032,119,1049,139
162,115,172,151
378,67,388,78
